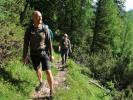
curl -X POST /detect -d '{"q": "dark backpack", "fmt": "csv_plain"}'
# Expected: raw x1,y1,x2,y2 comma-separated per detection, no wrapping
61,37,70,50
29,24,50,55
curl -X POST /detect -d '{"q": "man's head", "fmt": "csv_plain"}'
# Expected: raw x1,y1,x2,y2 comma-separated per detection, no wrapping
32,11,42,24
64,33,68,38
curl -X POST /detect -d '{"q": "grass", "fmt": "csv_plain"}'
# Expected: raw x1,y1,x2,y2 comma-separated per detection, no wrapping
0,33,111,100
0,53,58,100
54,60,112,100
0,51,112,100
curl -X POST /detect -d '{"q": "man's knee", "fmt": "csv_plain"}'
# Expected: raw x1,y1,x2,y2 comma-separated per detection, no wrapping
36,66,41,72
45,70,52,76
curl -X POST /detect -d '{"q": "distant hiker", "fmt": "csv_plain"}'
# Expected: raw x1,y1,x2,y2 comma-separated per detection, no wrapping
23,11,54,97
59,33,72,67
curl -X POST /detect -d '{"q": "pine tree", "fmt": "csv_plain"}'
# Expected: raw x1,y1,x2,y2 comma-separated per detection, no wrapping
121,12,133,56
91,0,122,53
57,0,94,46
115,0,126,16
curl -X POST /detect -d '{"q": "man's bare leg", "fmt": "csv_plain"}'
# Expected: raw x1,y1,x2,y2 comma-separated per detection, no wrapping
62,55,65,65
36,67,43,83
45,70,53,96
35,67,44,91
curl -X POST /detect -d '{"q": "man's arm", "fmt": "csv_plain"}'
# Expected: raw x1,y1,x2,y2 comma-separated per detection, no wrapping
45,28,53,61
48,34,53,57
68,39,72,52
23,27,30,61
58,42,61,52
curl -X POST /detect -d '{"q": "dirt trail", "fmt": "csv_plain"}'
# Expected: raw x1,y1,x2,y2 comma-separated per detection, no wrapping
31,61,67,100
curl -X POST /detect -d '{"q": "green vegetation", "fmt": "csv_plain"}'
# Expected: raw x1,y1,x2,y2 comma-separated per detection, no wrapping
0,59,37,100
0,0,133,99
54,60,111,100
91,0,122,53
0,55,57,100
126,10,133,22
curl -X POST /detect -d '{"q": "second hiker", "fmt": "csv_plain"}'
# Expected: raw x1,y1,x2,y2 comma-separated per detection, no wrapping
59,33,72,67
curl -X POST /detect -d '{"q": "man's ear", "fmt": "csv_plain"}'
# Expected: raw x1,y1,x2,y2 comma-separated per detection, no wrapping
39,16,42,21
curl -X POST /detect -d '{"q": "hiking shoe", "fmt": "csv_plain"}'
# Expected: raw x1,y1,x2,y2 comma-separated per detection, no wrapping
35,82,44,91
49,95,53,100
49,90,53,100
50,89,53,97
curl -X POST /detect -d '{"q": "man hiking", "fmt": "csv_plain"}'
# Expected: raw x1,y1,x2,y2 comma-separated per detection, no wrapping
59,33,72,68
23,11,53,97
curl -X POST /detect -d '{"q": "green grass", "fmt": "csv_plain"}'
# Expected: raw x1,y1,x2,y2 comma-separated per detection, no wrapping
0,38,111,100
54,60,112,100
0,55,58,100
0,52,112,100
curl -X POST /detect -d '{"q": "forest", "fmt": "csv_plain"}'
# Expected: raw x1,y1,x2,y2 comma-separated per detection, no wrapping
0,0,133,99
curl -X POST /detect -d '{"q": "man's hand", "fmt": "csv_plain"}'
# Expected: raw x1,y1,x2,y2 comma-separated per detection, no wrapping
70,48,72,53
50,56,54,63
23,56,29,65
58,46,61,52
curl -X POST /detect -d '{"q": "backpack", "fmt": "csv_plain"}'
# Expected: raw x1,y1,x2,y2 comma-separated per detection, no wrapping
42,24,54,40
49,29,53,41
61,37,70,50
29,24,51,55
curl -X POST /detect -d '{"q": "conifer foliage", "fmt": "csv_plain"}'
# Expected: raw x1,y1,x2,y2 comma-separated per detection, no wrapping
91,0,122,53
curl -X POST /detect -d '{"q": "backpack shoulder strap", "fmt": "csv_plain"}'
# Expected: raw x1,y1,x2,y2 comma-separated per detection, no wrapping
42,24,51,40
42,24,51,49
42,24,49,32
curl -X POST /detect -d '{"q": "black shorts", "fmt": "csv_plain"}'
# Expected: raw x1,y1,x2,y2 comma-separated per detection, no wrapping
61,48,68,57
30,54,51,71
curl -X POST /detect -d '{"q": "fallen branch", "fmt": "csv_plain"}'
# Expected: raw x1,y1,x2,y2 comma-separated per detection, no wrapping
89,80,110,93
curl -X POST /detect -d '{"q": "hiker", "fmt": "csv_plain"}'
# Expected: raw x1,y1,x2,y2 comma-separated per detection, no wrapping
23,11,54,97
59,33,72,66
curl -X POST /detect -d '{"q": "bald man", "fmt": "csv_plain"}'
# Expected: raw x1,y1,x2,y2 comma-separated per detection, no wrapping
23,11,53,97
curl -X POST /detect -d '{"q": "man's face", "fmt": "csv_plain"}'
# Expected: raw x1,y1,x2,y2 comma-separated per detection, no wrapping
32,11,42,24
